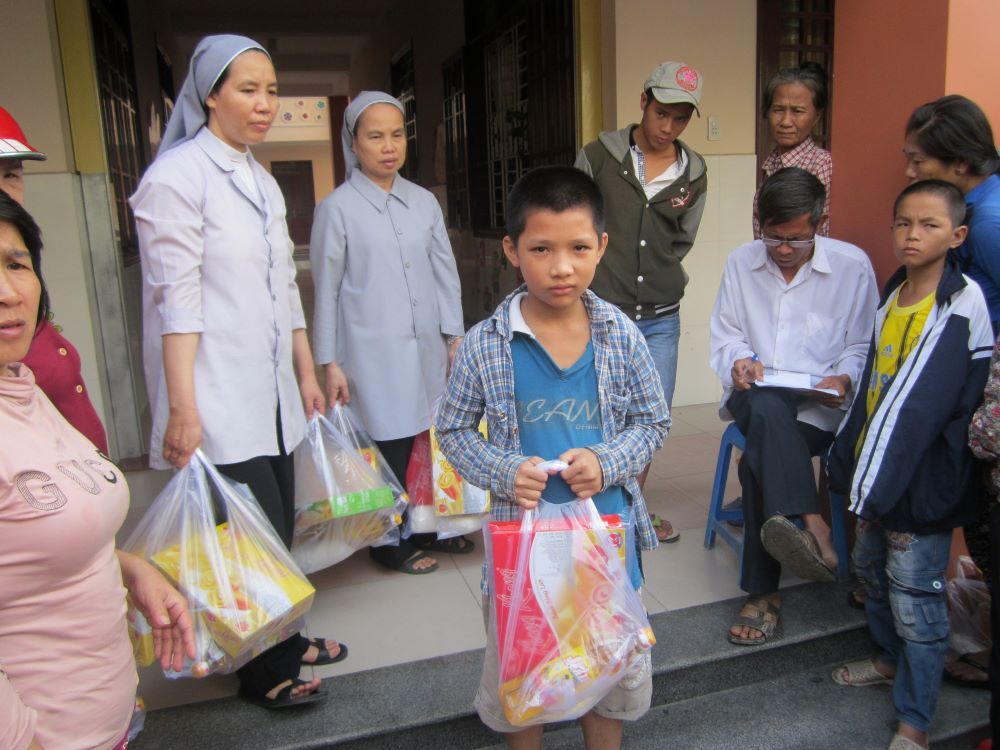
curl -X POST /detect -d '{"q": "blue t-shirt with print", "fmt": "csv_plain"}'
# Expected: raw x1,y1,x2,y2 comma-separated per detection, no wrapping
511,330,642,589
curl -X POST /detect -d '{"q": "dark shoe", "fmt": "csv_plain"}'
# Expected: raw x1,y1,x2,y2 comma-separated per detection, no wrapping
943,652,990,690
388,549,439,574
760,516,836,583
846,587,866,610
239,679,327,710
301,637,348,667
723,497,744,528
414,535,476,554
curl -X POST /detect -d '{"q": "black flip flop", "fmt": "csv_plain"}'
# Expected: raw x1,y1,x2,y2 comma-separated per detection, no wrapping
415,535,477,554
302,638,349,667
944,654,991,690
239,679,327,710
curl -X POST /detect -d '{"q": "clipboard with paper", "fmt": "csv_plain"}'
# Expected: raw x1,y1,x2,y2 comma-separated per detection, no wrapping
754,368,840,397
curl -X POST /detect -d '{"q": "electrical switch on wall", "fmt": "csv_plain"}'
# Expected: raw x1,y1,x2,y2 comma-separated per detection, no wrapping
708,116,721,141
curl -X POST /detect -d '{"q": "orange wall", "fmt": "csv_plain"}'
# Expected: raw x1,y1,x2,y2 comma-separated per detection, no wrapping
946,0,1000,126
831,0,949,284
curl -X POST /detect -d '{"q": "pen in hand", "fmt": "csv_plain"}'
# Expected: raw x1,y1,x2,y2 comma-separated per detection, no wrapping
742,353,760,382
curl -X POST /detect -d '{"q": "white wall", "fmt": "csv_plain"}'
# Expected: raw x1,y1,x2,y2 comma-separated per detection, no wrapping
612,0,758,407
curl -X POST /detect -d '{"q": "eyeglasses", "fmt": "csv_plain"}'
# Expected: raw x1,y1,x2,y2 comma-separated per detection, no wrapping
760,236,815,250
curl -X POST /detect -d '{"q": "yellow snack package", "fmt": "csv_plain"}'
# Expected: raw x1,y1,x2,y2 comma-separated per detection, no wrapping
152,521,314,660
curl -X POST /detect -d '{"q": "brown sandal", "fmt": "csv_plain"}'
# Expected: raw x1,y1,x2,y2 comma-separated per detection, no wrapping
761,516,837,582
729,595,781,645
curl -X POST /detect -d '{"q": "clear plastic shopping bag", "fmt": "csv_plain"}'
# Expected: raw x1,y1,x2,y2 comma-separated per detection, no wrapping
122,450,315,678
486,498,655,726
948,555,991,655
290,411,406,573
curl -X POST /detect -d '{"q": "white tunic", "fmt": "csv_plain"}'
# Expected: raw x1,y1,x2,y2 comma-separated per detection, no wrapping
130,128,307,469
310,169,463,441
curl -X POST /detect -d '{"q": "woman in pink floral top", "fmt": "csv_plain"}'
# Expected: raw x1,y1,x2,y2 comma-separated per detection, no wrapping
752,63,832,238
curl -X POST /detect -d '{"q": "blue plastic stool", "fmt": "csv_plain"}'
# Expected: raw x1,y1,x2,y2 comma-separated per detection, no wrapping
703,422,850,582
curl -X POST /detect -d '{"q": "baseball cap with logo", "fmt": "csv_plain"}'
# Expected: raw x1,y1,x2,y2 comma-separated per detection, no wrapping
0,107,47,161
643,62,703,116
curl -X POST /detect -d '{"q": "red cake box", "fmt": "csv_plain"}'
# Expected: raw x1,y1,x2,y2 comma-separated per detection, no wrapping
488,505,655,726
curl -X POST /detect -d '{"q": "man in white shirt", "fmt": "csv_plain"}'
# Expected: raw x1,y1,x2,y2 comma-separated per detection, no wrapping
709,167,878,645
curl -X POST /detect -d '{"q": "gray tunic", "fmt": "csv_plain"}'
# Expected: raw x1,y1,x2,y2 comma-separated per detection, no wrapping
310,169,463,441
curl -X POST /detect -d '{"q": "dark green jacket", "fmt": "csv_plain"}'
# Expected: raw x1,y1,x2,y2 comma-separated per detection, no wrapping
575,126,708,320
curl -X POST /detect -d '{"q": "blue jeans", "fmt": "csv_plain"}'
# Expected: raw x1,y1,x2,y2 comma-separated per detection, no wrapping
853,519,951,733
635,313,680,409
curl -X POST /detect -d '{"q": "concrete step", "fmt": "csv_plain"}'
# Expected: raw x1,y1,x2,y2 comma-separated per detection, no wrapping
131,583,986,750
475,660,989,750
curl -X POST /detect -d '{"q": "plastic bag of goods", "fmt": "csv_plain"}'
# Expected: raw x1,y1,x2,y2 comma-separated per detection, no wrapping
487,498,654,726
291,412,406,572
122,450,315,678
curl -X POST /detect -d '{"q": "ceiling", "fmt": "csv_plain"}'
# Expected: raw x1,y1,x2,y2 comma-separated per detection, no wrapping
159,0,399,74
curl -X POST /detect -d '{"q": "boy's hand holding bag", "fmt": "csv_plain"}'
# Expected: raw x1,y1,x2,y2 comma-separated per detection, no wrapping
486,497,655,726
122,450,315,678
290,409,407,573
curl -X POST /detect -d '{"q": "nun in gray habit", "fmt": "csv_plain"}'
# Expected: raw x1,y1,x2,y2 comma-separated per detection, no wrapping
132,34,346,709
309,91,469,573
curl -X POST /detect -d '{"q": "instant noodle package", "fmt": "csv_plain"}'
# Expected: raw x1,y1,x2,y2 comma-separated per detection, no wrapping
488,500,655,726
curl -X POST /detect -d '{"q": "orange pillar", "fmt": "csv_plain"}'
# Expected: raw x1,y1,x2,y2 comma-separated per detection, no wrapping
830,0,948,284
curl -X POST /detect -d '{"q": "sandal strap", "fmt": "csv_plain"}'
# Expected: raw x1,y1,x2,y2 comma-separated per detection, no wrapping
734,597,780,637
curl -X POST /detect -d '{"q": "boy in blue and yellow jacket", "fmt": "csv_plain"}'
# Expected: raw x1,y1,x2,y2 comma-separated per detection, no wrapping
828,180,994,750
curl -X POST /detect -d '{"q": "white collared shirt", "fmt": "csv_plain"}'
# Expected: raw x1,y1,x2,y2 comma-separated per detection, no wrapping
709,236,878,432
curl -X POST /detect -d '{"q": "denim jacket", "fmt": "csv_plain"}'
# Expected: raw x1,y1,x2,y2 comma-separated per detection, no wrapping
434,286,670,551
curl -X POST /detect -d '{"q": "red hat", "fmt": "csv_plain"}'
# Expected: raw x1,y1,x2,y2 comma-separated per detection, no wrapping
0,107,46,161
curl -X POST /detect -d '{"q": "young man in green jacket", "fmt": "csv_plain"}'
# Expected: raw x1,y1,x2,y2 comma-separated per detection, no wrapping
575,61,708,543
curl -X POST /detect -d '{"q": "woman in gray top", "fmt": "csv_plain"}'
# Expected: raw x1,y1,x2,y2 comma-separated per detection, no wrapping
310,91,466,573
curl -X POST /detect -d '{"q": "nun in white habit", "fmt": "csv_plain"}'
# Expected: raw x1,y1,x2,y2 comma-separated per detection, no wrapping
310,91,468,573
131,33,345,708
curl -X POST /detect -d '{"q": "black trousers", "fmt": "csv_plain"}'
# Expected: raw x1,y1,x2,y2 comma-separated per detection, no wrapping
215,411,309,696
368,435,436,568
727,387,834,595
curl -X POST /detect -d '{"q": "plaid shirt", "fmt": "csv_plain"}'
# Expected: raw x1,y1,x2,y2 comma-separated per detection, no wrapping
752,137,833,237
435,286,669,558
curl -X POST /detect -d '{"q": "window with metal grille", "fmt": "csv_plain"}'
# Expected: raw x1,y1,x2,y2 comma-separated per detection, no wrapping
89,0,146,262
442,54,470,228
462,0,575,234
391,45,419,182
756,0,835,165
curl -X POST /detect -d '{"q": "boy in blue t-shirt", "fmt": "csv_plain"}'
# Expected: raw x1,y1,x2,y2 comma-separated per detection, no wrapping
436,166,669,749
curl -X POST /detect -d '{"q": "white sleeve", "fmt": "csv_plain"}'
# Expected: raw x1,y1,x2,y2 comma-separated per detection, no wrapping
709,258,755,386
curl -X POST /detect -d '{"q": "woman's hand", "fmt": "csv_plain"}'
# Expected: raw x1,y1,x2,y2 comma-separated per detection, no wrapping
117,552,197,672
324,362,351,405
163,406,202,468
299,374,326,418
560,448,604,499
514,457,548,509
